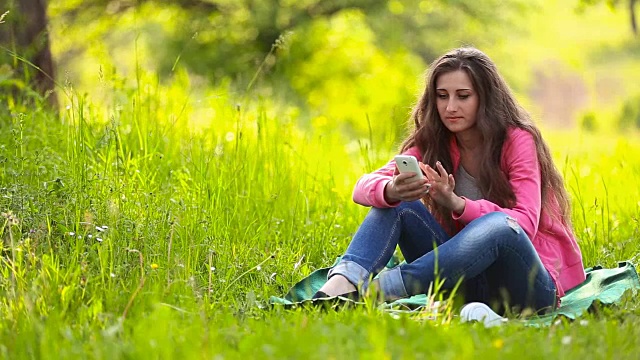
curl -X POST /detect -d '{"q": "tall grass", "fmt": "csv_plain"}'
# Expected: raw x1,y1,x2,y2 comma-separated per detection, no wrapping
0,71,639,358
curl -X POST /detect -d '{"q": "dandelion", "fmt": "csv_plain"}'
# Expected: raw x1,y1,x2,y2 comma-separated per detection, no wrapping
68,232,75,236
561,336,572,345
151,263,159,270
256,265,262,271
210,267,216,272
96,237,103,242
579,320,589,326
225,132,235,142
492,339,504,349
110,273,116,278
96,226,105,232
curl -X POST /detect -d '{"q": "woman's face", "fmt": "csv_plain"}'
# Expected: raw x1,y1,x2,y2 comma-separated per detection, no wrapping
435,69,480,135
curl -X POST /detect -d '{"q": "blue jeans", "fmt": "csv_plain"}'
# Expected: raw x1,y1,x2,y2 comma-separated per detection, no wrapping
329,201,557,313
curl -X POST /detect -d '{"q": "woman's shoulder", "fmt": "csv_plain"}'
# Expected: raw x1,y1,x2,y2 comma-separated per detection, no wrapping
505,126,534,142
503,126,536,150
501,127,537,163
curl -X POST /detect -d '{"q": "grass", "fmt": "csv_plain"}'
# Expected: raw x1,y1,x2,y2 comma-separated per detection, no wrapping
1,71,640,359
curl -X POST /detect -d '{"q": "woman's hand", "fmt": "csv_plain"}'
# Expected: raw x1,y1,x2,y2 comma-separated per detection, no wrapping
384,171,431,203
420,161,466,214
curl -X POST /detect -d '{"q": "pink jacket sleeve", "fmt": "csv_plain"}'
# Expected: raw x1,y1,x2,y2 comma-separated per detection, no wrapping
452,129,542,240
352,147,423,208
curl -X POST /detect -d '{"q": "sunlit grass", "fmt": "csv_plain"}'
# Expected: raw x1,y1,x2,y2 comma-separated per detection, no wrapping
0,65,639,358
2,0,640,356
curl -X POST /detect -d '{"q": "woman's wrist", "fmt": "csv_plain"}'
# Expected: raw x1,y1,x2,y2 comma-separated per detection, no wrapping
383,181,400,203
450,195,466,214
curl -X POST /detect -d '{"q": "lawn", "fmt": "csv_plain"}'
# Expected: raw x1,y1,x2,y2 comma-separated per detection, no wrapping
1,77,639,359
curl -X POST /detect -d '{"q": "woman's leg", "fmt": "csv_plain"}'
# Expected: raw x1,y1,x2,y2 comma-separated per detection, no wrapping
480,247,557,313
378,212,557,311
327,201,449,292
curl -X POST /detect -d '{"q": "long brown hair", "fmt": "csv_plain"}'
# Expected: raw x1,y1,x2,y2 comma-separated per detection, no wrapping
401,47,571,234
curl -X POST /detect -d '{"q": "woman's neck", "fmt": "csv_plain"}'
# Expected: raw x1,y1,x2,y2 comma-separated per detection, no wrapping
455,128,483,153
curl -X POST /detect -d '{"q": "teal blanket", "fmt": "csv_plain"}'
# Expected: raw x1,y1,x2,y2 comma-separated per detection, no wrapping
269,259,640,325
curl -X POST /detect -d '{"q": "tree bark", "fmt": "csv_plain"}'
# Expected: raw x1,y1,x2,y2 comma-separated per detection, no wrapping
0,0,57,107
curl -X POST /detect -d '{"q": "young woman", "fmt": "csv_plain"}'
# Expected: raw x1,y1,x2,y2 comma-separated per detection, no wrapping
314,47,585,313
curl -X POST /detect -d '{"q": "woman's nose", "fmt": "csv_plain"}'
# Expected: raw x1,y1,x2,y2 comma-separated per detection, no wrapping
446,99,458,112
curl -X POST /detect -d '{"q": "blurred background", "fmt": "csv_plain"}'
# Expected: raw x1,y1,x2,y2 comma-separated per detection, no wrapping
2,0,640,144
1,0,640,316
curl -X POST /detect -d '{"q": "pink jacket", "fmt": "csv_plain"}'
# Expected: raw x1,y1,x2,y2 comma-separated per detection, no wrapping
352,127,585,297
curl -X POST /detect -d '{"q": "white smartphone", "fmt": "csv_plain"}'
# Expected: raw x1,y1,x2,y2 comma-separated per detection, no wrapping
394,155,424,180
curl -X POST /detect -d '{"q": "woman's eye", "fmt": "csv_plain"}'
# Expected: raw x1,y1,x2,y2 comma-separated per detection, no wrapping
459,95,470,100
437,94,448,99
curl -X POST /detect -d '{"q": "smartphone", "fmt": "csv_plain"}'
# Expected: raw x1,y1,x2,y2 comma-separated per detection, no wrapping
394,155,424,180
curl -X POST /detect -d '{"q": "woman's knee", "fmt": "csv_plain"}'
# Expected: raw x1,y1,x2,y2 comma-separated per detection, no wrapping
368,200,429,218
474,212,527,241
395,200,426,212
395,200,434,218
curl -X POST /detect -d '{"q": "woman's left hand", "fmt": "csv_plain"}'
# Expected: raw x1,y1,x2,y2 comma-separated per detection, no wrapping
420,161,466,213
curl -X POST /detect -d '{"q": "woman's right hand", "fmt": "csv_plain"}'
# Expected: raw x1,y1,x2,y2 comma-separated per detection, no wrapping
384,172,431,203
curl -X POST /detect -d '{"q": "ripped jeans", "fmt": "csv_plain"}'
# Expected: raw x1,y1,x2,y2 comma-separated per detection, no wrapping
329,201,557,313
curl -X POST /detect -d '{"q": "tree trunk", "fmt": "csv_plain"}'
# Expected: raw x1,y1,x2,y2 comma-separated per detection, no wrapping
0,0,57,107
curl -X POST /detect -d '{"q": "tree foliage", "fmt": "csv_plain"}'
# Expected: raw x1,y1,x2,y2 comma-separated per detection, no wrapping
48,0,532,83
578,0,638,35
36,0,535,140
